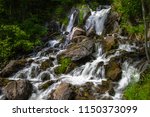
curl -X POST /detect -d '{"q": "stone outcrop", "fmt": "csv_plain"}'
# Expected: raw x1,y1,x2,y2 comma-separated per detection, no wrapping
104,11,120,34
105,60,122,81
3,80,32,100
0,59,27,77
57,38,94,62
103,35,119,52
49,82,73,100
69,27,86,40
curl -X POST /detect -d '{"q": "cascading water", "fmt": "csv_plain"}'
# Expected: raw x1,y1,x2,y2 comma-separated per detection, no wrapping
0,5,141,100
85,6,111,35
66,9,78,33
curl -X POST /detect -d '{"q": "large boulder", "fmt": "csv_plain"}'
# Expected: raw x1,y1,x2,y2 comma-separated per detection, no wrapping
57,38,94,62
105,60,122,81
72,82,95,100
3,80,32,100
71,35,88,43
49,82,73,100
103,35,119,52
0,59,27,77
104,11,120,34
72,81,114,100
69,27,86,40
0,78,11,88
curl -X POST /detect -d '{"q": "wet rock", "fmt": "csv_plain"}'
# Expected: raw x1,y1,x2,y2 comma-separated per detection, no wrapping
0,78,12,87
70,27,86,40
73,82,95,100
0,59,27,77
86,26,96,37
97,80,115,96
103,35,119,52
71,36,88,43
57,38,94,62
40,72,51,81
40,59,53,71
105,60,122,81
104,11,120,34
101,96,113,100
4,80,32,100
49,82,73,100
30,64,40,78
38,80,55,90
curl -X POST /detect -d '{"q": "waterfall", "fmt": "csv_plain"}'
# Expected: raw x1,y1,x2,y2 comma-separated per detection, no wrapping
85,6,111,35
114,61,140,99
66,9,78,33
0,5,141,100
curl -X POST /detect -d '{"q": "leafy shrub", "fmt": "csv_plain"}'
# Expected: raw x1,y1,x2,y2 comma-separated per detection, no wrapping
0,24,44,63
21,17,48,41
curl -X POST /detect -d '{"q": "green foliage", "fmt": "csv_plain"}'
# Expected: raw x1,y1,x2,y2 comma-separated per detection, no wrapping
0,24,45,63
21,17,47,38
124,73,150,100
0,25,30,58
122,24,144,35
112,0,145,35
55,58,72,74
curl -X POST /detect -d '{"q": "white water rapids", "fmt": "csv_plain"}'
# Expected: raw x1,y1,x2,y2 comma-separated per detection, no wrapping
0,5,140,100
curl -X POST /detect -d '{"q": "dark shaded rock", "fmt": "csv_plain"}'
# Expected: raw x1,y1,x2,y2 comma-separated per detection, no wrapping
38,80,55,90
105,60,122,81
57,38,94,62
30,64,40,78
3,80,32,100
97,80,115,96
40,72,51,81
71,36,88,43
104,11,120,34
73,82,95,100
103,35,119,52
49,82,73,100
40,58,53,71
0,78,12,87
0,59,27,77
86,26,96,37
47,21,60,36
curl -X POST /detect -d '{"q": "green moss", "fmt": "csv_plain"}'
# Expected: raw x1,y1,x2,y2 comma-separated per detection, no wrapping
0,78,11,87
55,57,72,74
123,73,150,100
38,81,54,90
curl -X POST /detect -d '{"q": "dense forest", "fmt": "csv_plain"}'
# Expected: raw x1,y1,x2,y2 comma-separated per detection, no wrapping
0,0,150,100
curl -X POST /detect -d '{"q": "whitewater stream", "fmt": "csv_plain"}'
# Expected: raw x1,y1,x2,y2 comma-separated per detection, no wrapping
0,5,141,100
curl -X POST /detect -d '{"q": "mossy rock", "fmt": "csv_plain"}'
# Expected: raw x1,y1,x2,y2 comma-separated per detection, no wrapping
0,78,12,87
57,38,94,62
54,57,76,75
105,60,122,81
72,82,95,100
0,59,27,77
40,59,53,71
40,72,51,81
38,80,55,90
48,82,74,100
103,35,119,52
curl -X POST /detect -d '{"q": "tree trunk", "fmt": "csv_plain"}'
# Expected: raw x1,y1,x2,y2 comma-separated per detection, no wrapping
141,0,150,62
